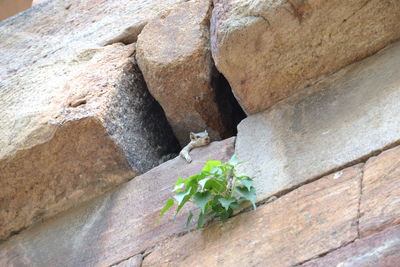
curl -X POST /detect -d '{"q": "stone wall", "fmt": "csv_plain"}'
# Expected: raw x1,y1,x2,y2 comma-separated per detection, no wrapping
0,0,399,266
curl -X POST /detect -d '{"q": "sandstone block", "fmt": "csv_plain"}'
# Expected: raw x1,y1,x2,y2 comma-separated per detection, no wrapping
211,0,400,114
0,138,234,267
143,165,361,267
301,225,400,267
236,41,400,202
137,0,232,146
114,255,143,267
360,145,400,238
0,43,179,241
0,0,185,241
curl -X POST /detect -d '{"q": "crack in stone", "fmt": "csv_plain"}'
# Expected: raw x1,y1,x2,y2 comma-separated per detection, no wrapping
357,165,365,239
340,0,372,26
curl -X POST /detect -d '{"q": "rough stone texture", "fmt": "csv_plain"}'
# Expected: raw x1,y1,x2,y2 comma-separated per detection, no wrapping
0,0,185,78
360,145,400,238
301,225,400,267
0,138,234,267
136,0,231,146
143,165,361,267
0,43,180,241
114,255,143,267
211,0,400,114
236,41,400,202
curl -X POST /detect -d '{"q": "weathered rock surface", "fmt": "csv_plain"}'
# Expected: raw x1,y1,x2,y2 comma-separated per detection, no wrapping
360,146,400,238
137,0,233,146
211,0,400,114
143,165,361,267
0,43,180,241
0,138,234,267
236,41,400,202
114,255,143,267
0,0,185,79
301,225,400,267
0,0,186,241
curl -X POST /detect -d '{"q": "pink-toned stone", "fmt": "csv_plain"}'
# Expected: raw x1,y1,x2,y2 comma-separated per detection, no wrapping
301,225,400,267
360,145,400,238
114,255,143,267
0,44,179,241
211,0,400,114
143,165,362,267
136,0,231,146
0,138,234,267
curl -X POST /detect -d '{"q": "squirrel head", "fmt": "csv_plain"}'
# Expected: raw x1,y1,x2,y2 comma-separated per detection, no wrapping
189,130,210,146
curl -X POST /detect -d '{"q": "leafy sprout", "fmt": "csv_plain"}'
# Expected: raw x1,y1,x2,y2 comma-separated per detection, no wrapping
160,155,256,231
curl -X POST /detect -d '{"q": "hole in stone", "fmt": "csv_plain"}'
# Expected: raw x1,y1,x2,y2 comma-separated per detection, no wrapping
212,66,246,138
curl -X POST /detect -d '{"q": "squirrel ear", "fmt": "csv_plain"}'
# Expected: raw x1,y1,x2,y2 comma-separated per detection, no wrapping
190,132,196,140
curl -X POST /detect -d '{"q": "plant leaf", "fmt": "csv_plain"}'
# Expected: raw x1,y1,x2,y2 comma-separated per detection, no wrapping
159,198,174,219
174,186,196,214
202,160,222,172
186,211,193,233
197,211,205,228
198,177,211,190
218,197,237,211
234,186,257,210
193,191,211,213
239,177,253,191
229,154,238,165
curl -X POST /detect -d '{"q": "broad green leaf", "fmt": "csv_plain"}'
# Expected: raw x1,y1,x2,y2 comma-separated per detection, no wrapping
193,191,211,213
229,154,238,165
186,211,193,233
198,177,211,190
197,211,205,228
234,186,257,210
159,198,174,219
174,176,185,186
202,160,222,172
173,183,185,192
239,177,253,191
218,197,237,211
175,187,196,214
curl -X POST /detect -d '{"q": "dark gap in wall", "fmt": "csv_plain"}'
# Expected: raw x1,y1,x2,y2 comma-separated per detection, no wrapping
211,66,246,138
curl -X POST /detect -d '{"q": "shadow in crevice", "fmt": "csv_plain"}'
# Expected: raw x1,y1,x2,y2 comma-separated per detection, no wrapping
211,66,246,138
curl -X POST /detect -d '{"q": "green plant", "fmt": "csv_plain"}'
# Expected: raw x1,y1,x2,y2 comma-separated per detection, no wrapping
160,155,256,231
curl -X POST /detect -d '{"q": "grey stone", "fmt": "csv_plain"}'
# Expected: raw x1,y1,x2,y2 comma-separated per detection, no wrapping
236,41,400,202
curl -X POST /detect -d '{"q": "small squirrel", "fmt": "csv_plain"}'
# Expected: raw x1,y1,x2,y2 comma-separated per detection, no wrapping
180,130,210,163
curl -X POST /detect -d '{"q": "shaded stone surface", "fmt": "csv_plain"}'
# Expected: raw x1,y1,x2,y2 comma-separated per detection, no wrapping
301,225,400,267
0,43,179,241
143,165,361,267
114,255,143,267
236,41,400,203
137,0,231,146
0,138,234,267
360,145,400,238
211,0,400,114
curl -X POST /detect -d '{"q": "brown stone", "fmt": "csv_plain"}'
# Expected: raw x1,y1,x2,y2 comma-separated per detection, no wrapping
211,0,400,114
235,41,400,203
143,165,362,267
0,43,179,241
0,138,235,267
136,0,230,146
360,145,400,238
301,225,400,267
0,0,32,21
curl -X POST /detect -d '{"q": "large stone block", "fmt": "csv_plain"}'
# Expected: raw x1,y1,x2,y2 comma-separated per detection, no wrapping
211,0,400,114
0,0,185,241
0,43,180,241
360,145,400,238
301,225,400,267
0,138,235,267
137,0,232,146
143,165,361,267
236,41,400,202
